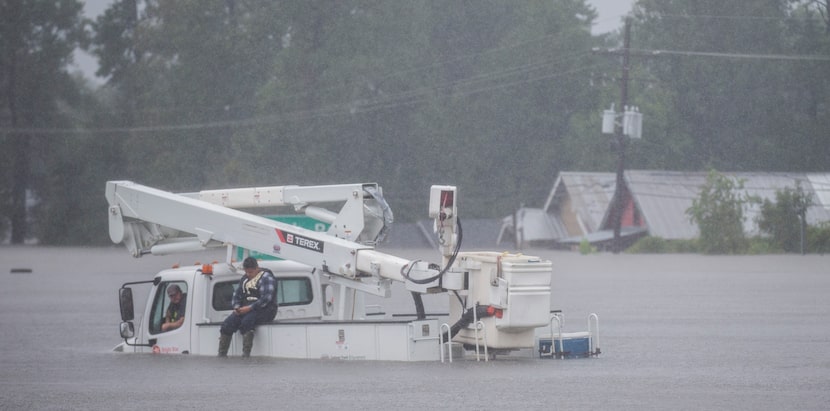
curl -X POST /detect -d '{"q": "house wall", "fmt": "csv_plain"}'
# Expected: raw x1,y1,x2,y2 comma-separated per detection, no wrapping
621,193,644,228
560,192,584,237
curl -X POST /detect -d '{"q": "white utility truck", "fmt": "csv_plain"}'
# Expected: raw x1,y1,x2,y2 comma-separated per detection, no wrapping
107,181,561,361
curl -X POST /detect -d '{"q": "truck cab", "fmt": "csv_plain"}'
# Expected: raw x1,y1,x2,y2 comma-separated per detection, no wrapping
116,259,331,354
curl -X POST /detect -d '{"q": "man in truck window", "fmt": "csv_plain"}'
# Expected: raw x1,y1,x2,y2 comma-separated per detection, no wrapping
218,257,278,357
161,284,186,332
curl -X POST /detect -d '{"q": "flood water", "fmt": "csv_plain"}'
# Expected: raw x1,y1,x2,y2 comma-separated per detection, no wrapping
1,246,829,410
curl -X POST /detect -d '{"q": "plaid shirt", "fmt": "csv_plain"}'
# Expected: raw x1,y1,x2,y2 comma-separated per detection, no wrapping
232,269,276,310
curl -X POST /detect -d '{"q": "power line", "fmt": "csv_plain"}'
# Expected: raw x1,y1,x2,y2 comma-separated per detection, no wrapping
352,51,596,111
627,48,830,62
648,13,826,22
1,54,600,136
5,27,586,121
274,30,583,103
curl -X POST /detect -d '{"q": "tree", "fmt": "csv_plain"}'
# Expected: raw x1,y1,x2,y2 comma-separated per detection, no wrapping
253,1,601,221
789,0,830,33
686,170,750,254
757,181,814,253
90,1,288,189
0,0,87,243
631,0,830,172
8,0,829,248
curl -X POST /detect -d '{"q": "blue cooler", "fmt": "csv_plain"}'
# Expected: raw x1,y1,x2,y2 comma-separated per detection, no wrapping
539,331,592,359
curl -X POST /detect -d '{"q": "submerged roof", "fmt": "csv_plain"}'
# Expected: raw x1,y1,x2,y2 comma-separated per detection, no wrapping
543,172,616,234
624,170,830,239
538,170,830,242
807,173,830,211
623,170,703,239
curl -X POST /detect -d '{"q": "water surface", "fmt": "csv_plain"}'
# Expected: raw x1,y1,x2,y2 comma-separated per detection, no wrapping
1,247,828,410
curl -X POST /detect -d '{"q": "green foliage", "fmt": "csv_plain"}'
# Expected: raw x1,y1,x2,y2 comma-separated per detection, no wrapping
0,0,87,244
746,237,784,255
4,1,830,245
757,182,814,252
686,170,749,254
626,236,699,254
807,222,830,254
34,120,123,245
632,1,830,171
670,239,700,254
627,231,825,256
578,238,596,254
626,236,668,253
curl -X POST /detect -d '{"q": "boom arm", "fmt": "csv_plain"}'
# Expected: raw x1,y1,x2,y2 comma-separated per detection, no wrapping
106,181,450,294
181,183,393,245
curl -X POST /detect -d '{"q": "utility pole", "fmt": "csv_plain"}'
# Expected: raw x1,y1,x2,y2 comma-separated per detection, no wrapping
597,17,641,253
594,17,643,254
611,17,631,254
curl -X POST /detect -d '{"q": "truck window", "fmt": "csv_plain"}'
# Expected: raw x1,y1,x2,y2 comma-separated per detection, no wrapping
212,281,236,311
277,277,313,306
211,277,312,311
149,281,188,335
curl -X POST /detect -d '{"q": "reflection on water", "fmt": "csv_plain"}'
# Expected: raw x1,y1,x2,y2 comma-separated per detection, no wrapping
1,247,829,410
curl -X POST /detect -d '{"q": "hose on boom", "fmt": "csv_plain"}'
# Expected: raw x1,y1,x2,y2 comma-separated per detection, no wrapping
402,218,463,285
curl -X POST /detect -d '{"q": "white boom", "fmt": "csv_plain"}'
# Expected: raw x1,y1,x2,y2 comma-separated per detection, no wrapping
106,181,455,295
180,183,393,245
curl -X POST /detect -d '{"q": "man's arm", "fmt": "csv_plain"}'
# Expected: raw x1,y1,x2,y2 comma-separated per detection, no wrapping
251,272,276,310
231,277,244,309
161,316,184,331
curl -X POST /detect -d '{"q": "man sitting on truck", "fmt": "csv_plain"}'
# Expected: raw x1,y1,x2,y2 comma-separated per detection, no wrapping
161,284,186,332
218,257,278,357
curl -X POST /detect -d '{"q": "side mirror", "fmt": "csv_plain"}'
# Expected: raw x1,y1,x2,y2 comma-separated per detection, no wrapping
120,321,135,339
119,287,135,321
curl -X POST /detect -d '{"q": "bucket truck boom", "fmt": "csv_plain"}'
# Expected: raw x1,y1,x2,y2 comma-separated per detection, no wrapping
107,181,566,361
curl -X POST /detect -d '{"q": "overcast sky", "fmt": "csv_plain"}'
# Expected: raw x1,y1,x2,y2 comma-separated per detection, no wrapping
589,0,635,34
79,0,634,31
72,0,635,83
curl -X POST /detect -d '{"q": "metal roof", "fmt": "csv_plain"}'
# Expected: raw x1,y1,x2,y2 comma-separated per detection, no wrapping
732,172,830,234
624,170,704,239
807,173,830,211
543,172,616,234
496,207,567,247
498,170,830,245
624,170,830,239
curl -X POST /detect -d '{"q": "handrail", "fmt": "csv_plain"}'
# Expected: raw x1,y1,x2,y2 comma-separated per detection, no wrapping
588,313,600,356
474,321,488,362
439,323,452,363
549,313,564,359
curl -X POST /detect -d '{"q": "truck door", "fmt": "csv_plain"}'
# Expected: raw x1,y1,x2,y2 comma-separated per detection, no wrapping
147,280,191,354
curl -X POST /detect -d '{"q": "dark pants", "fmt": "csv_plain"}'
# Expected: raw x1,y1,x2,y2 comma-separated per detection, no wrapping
220,306,277,335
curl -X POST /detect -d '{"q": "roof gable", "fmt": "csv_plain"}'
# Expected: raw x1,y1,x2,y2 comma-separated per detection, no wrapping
544,172,616,233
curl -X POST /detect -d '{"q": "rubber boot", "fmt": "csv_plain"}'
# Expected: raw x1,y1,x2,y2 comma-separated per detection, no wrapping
242,331,255,358
218,333,231,357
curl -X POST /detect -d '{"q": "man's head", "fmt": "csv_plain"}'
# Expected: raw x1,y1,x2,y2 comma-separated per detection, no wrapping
243,257,259,277
167,284,183,303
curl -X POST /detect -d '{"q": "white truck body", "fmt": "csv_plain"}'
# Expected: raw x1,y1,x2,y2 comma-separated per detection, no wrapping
108,181,555,361
116,260,440,360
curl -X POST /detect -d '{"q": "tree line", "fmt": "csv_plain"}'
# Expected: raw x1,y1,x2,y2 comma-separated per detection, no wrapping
1,0,828,246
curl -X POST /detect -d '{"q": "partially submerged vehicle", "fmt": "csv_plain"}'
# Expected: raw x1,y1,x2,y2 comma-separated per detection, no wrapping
108,181,599,360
